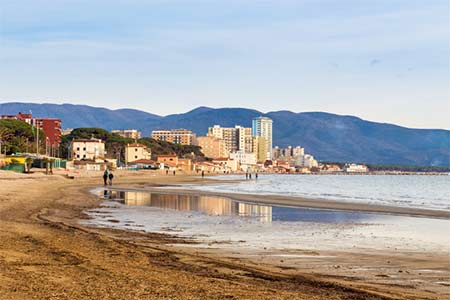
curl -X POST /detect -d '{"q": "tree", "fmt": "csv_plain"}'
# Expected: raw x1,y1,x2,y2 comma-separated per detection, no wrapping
0,119,45,154
25,157,33,173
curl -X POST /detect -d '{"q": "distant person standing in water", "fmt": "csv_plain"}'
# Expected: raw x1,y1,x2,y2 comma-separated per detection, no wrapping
108,171,114,186
103,169,109,186
255,173,258,180
201,170,205,178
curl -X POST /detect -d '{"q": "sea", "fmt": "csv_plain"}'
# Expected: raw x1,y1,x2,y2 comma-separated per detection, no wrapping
187,174,450,211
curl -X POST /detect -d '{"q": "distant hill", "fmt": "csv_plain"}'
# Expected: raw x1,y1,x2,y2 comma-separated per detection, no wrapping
1,102,449,166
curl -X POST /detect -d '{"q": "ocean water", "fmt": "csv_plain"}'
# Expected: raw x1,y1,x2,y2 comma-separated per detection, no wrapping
186,175,450,211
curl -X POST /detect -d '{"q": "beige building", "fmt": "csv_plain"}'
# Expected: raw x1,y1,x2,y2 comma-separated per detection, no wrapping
212,158,239,172
197,136,228,159
208,125,252,153
178,158,193,172
125,143,151,165
152,129,196,145
253,136,267,163
157,154,179,167
71,139,105,160
112,129,142,139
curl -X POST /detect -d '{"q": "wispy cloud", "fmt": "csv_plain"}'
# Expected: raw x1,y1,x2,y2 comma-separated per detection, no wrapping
0,0,448,128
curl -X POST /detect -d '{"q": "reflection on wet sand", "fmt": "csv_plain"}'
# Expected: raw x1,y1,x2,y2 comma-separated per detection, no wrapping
102,190,272,223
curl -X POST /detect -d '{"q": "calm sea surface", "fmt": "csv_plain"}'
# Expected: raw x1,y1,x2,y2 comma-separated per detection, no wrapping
188,175,450,211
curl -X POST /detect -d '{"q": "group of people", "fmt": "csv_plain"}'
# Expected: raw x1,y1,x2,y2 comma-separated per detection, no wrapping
103,169,114,186
245,172,258,180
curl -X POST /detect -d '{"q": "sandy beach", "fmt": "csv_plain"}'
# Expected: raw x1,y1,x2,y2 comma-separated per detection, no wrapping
0,169,449,300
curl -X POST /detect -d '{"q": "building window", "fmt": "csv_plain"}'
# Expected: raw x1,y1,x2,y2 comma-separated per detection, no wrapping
135,148,138,151
135,156,138,159
77,147,80,151
77,154,80,158
83,147,86,151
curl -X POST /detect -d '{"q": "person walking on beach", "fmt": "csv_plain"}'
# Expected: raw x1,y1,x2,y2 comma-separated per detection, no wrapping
108,171,114,186
103,169,109,186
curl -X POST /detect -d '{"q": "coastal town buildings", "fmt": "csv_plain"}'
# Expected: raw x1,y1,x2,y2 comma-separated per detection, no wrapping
292,146,305,157
212,158,239,172
236,126,253,152
320,163,343,173
296,154,318,169
196,136,228,159
71,138,105,160
152,129,196,145
229,151,257,170
273,145,304,160
344,163,368,173
207,125,252,153
157,154,179,167
112,129,142,139
252,116,273,160
125,143,151,165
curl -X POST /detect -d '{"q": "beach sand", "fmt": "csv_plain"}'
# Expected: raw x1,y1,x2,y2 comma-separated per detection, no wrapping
0,169,448,299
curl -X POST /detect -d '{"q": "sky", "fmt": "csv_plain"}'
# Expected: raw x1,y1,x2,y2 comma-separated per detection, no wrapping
0,0,449,129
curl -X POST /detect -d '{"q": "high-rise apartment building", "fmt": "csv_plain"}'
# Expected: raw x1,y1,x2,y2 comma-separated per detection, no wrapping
151,129,196,145
252,117,273,160
253,136,267,163
207,125,252,153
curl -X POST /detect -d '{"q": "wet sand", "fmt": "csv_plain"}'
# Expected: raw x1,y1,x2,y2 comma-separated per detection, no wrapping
0,170,449,299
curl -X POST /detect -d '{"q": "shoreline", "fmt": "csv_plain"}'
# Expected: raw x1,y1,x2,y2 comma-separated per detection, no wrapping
107,184,450,220
1,171,449,299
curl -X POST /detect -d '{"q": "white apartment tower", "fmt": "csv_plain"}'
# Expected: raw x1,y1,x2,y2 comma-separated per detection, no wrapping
252,116,273,160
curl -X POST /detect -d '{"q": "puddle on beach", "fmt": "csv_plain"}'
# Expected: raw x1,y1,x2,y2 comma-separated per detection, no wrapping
84,188,450,254
97,189,374,223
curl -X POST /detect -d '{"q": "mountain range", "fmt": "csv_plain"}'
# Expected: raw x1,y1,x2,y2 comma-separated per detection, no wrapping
1,102,449,166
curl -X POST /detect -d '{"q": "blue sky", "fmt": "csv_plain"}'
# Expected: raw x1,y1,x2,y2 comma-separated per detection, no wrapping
0,0,449,129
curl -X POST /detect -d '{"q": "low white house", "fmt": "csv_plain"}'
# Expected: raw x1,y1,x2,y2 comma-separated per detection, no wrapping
296,154,318,168
344,163,368,173
229,151,256,166
125,143,151,165
71,139,105,160
212,158,239,172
